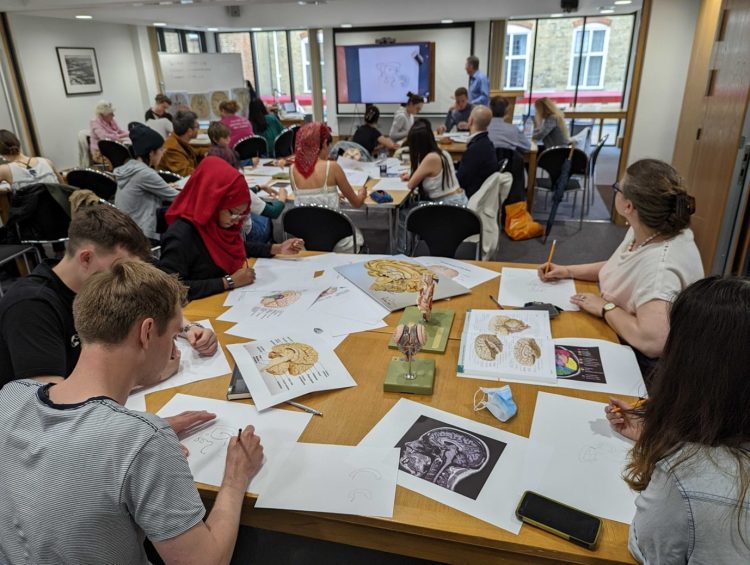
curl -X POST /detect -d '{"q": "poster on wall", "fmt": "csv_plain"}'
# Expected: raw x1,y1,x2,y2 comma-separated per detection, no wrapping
56,47,102,96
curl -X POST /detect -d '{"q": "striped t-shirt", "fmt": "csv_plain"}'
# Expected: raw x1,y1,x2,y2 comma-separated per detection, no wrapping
0,380,206,564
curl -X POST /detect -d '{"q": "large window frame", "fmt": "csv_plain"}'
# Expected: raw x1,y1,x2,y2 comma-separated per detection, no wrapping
568,23,610,90
504,24,531,90
156,28,207,53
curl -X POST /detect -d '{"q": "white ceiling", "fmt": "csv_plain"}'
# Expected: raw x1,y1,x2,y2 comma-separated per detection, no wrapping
2,0,642,31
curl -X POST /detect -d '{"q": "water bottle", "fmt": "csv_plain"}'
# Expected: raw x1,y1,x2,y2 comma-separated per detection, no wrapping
523,116,533,138
378,148,388,177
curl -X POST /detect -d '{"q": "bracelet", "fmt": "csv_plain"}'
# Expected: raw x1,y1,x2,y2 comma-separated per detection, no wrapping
224,274,235,290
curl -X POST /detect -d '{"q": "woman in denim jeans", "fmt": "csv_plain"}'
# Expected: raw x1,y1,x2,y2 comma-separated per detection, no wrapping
606,276,750,564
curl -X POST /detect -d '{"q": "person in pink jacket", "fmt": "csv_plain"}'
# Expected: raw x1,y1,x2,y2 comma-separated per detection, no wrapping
89,100,129,162
218,100,254,149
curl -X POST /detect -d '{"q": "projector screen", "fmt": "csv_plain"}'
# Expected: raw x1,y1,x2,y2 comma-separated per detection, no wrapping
335,42,435,104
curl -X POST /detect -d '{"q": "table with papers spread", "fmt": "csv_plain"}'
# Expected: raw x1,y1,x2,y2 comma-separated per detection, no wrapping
145,256,637,564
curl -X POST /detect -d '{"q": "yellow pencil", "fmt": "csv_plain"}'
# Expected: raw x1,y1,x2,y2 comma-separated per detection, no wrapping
544,239,557,275
611,398,646,414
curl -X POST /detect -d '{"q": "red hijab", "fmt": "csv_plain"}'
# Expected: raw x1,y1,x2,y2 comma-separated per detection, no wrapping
294,122,332,178
166,156,249,274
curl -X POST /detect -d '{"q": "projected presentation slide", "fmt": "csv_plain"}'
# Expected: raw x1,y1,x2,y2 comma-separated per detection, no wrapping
336,42,433,104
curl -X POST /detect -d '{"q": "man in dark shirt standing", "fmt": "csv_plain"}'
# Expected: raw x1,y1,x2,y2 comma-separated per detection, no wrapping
0,205,217,388
456,105,499,199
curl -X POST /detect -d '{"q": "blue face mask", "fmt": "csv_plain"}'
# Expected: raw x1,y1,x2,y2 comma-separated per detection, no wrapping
473,385,517,422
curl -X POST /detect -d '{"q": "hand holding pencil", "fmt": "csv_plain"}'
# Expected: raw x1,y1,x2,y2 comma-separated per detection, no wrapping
537,240,572,282
604,397,645,441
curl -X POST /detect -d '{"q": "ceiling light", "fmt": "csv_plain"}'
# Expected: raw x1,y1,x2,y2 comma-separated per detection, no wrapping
158,1,173,5
250,27,262,31
550,13,564,17
75,15,92,20
180,0,194,4
441,19,454,24
600,8,615,14
614,0,632,4
207,27,219,31
341,23,353,28
153,22,167,27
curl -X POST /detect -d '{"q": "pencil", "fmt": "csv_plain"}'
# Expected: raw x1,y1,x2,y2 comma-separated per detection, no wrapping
544,239,557,275
237,428,242,442
489,295,504,310
611,398,646,414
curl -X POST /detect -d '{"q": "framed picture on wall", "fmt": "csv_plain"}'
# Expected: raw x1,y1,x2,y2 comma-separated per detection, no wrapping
56,47,102,95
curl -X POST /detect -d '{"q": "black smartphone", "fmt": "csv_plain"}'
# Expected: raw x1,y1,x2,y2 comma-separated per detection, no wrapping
515,491,602,550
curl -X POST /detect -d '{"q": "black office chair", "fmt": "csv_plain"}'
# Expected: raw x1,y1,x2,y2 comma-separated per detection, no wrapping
496,147,527,205
282,205,359,253
6,183,75,256
157,170,182,183
535,145,589,217
273,128,296,158
98,140,132,169
405,203,482,259
235,136,268,160
65,168,118,201
290,124,302,148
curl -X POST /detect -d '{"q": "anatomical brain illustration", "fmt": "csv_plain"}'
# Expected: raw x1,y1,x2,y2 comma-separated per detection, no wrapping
365,259,432,293
474,334,503,361
426,265,459,279
210,90,229,117
189,93,210,120
399,427,489,492
264,342,319,376
489,315,530,336
514,337,542,366
260,291,301,309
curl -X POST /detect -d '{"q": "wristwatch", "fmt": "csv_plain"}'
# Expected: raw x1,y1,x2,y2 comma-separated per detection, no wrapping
601,302,617,318
224,274,235,290
180,322,204,335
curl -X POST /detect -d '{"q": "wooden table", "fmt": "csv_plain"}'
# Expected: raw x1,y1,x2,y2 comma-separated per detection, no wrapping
145,258,635,565
442,140,540,209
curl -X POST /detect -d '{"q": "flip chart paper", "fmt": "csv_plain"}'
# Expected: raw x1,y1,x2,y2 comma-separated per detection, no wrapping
499,267,579,311
156,394,311,494
255,443,399,517
526,392,637,524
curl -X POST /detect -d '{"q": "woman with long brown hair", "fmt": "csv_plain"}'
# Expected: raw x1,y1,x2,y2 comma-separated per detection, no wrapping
606,276,750,563
532,97,569,149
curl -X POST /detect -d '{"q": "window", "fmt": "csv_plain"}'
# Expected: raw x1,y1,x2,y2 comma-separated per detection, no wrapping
569,23,609,89
157,29,207,53
217,32,256,83
290,30,324,114
504,25,531,90
254,31,291,104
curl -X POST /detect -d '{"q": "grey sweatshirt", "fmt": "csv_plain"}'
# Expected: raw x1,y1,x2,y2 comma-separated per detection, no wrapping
113,159,179,240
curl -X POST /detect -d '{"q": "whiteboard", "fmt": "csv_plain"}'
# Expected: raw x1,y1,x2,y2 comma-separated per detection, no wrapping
334,26,472,115
159,53,244,92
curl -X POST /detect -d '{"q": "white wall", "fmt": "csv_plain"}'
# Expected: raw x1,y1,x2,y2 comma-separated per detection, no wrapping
7,15,152,168
627,0,701,165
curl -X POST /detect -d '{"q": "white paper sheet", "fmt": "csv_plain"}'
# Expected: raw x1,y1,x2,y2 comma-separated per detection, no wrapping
156,394,312,494
498,267,579,311
553,338,647,397
342,170,369,187
526,392,637,524
220,261,310,296
125,320,231,411
414,256,499,289
255,443,399,517
307,272,390,323
359,398,546,534
243,175,272,188
227,332,357,410
457,309,557,385
249,165,285,176
221,286,323,322
371,178,409,191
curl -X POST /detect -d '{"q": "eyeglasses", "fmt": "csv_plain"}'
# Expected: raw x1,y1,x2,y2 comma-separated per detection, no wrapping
227,209,249,222
612,182,623,195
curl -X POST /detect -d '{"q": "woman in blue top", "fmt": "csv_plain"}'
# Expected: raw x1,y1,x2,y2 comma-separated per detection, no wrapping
248,99,284,157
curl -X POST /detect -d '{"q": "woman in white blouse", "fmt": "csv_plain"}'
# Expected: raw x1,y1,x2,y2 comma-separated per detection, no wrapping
389,92,424,143
538,159,703,372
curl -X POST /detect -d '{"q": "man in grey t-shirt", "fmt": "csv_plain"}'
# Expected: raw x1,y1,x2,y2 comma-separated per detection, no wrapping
0,261,263,565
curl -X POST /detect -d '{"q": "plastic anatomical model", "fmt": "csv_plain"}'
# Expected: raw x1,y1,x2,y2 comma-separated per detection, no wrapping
392,323,426,380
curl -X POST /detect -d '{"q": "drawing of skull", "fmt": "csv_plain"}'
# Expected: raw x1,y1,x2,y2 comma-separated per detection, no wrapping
399,427,489,491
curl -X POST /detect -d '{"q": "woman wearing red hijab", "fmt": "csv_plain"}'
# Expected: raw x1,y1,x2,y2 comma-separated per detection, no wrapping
158,156,303,300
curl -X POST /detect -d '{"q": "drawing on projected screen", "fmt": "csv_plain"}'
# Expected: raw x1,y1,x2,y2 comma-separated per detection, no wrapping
489,315,530,336
395,416,506,500
260,290,301,309
474,334,503,361
375,62,410,88
349,467,383,480
263,342,319,376
189,425,235,455
578,441,620,463
514,337,542,366
365,259,431,293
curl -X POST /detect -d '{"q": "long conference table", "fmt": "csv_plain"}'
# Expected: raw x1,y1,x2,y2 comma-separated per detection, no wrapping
146,257,636,565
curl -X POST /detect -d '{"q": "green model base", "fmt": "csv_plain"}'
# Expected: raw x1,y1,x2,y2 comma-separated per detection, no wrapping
388,307,454,353
384,358,436,395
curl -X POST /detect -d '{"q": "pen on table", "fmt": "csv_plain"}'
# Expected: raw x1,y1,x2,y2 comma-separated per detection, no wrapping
489,295,504,310
610,398,646,414
544,239,558,275
286,401,323,417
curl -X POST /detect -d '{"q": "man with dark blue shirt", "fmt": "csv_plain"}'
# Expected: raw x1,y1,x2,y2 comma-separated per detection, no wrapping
456,106,499,199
